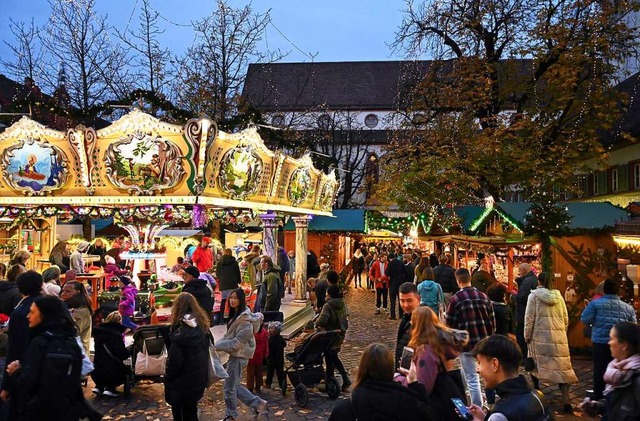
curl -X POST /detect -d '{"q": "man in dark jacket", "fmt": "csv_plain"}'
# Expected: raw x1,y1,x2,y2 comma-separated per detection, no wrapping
386,254,406,320
277,247,290,298
1,270,43,416
511,263,538,361
182,266,214,314
260,256,282,312
433,254,457,303
470,335,550,420
395,282,420,369
0,265,24,316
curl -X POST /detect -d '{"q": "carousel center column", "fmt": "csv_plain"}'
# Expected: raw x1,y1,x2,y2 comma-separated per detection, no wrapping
293,215,311,303
260,211,278,264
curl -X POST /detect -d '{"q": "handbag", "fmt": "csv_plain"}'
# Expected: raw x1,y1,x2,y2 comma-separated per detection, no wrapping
524,350,536,372
206,338,228,387
134,339,167,376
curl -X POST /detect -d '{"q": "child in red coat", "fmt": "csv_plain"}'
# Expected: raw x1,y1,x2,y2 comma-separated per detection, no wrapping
246,323,269,393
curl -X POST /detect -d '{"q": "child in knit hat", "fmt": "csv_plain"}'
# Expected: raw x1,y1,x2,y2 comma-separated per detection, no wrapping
42,265,62,296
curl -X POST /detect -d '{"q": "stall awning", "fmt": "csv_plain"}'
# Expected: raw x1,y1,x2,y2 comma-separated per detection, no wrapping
283,209,366,233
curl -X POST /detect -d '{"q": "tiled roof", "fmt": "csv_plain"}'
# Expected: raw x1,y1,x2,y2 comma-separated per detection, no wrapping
243,59,534,112
243,61,433,111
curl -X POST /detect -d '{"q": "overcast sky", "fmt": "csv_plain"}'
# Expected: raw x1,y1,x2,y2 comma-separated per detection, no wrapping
0,0,409,64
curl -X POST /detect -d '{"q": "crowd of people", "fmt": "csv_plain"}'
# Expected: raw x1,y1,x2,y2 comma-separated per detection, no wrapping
1,233,639,420
336,240,640,420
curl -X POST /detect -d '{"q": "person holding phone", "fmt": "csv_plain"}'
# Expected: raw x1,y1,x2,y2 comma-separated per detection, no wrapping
468,335,550,421
328,343,431,421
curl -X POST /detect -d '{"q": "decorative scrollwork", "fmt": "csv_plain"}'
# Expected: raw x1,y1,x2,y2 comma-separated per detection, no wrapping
104,131,185,195
218,145,263,200
0,138,69,196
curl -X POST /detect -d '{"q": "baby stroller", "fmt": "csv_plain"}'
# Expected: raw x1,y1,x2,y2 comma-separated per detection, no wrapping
125,324,171,397
283,330,343,407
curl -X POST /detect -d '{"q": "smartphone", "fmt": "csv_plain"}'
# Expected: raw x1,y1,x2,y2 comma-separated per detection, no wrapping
399,346,414,373
451,398,473,420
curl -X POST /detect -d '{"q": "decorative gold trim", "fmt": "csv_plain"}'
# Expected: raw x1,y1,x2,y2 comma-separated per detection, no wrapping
0,117,65,142
95,108,182,137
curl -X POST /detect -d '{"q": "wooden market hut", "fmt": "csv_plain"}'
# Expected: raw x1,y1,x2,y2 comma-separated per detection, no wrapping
283,209,367,272
433,202,629,348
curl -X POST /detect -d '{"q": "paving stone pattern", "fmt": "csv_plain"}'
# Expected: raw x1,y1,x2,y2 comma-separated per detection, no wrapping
85,287,592,420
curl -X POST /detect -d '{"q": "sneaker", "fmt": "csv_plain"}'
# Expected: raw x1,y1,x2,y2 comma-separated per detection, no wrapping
103,389,120,397
92,387,104,396
255,398,268,415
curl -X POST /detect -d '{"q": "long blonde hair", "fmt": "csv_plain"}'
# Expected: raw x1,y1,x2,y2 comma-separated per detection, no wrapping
408,306,447,361
353,343,395,390
170,292,211,332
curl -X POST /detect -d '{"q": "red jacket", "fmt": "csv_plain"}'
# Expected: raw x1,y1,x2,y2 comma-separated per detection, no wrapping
191,246,213,272
249,328,269,366
369,260,389,289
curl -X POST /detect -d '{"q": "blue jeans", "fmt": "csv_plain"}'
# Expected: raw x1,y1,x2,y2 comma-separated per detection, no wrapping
224,357,261,417
121,315,138,331
460,351,484,407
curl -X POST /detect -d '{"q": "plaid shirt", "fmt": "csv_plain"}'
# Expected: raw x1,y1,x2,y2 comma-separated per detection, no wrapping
446,286,495,352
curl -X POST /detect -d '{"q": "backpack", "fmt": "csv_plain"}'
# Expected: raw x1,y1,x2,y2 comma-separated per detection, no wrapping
28,331,85,419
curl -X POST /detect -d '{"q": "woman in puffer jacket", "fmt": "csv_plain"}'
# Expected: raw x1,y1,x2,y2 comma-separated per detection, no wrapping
164,293,210,421
525,272,578,414
216,288,267,421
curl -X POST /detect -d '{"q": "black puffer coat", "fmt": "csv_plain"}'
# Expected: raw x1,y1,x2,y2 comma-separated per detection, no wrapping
183,279,214,313
91,322,129,388
0,281,21,316
215,255,241,291
164,316,209,405
329,379,432,421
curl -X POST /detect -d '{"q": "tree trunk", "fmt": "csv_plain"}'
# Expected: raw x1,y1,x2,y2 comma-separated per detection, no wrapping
82,216,92,240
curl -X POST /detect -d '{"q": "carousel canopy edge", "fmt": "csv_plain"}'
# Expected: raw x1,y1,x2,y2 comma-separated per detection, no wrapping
0,111,337,216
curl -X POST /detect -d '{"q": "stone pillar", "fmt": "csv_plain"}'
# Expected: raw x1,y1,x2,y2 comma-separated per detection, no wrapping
260,211,278,263
293,215,311,302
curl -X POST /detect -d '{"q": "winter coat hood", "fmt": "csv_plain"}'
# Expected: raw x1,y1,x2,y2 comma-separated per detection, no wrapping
265,265,281,275
233,307,263,333
170,314,206,344
531,287,562,306
419,280,438,290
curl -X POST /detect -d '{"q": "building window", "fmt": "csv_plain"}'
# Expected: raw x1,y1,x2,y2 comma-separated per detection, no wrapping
364,113,379,128
593,174,599,195
271,114,285,126
612,168,619,192
635,164,640,189
317,114,331,130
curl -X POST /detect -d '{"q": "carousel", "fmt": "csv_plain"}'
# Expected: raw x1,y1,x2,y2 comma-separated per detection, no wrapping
0,109,338,313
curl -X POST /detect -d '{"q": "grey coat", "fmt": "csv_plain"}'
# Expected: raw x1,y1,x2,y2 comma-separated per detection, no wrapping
216,308,263,360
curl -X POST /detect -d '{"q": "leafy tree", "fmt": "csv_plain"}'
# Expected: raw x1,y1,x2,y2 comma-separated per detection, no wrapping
378,0,640,211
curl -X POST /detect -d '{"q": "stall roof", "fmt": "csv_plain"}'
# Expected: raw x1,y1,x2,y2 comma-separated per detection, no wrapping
498,202,627,230
284,209,366,232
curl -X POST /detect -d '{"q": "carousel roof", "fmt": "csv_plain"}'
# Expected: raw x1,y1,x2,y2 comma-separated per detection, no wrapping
0,110,338,216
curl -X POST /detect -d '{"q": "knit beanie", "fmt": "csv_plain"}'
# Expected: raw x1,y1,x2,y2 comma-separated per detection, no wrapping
105,255,115,265
42,265,61,283
76,241,90,253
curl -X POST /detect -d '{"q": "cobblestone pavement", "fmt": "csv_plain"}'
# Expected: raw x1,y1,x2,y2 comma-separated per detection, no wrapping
84,287,593,420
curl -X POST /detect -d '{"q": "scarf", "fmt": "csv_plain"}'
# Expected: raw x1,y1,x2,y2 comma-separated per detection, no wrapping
604,354,640,393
